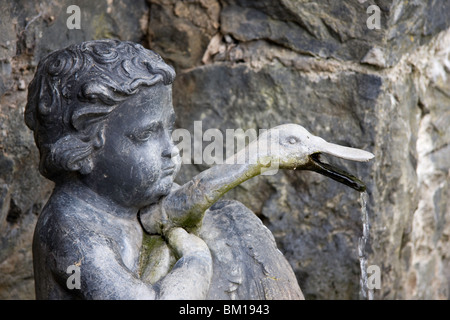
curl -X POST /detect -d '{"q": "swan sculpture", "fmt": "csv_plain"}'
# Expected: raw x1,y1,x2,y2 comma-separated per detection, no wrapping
139,124,374,299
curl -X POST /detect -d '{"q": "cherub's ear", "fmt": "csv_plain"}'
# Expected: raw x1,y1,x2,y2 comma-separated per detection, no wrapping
50,135,94,175
92,129,105,149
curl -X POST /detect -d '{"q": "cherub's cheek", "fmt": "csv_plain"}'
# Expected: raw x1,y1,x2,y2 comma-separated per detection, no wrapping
134,160,159,184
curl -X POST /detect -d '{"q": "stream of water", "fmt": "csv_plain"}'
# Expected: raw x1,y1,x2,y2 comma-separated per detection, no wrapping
358,191,373,300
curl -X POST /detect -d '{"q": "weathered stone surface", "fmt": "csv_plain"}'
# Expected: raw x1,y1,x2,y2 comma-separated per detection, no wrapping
150,0,450,71
152,0,450,299
0,0,449,300
147,0,220,70
399,31,450,299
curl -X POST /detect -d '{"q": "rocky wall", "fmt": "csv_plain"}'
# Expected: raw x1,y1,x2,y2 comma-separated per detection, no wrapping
0,0,449,299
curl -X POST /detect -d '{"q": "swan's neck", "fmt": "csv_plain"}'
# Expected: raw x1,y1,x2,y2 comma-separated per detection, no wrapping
163,150,263,230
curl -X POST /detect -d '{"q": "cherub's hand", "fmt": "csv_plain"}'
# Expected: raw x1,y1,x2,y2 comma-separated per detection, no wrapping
139,184,181,235
139,183,204,235
157,227,213,299
166,227,210,259
139,201,168,235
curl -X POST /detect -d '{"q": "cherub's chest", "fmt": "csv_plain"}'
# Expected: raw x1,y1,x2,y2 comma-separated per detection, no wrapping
97,217,144,272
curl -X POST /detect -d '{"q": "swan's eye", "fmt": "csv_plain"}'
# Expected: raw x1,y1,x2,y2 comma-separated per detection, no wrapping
288,137,299,144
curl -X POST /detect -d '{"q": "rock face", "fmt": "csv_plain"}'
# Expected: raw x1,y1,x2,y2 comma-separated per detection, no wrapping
1,0,449,299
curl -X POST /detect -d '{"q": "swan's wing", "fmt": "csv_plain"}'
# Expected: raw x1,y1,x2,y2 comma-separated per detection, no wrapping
199,200,304,300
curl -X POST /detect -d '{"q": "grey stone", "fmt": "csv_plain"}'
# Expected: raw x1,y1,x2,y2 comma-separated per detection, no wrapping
1,0,450,300
361,47,387,68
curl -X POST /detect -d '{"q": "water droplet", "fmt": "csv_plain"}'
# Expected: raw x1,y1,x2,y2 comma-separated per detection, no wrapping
358,191,374,300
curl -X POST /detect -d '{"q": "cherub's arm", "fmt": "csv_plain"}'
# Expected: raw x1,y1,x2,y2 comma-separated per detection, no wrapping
153,228,212,299
53,228,212,300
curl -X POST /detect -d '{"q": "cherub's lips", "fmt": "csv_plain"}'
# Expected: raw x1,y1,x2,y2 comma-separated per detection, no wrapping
162,166,176,176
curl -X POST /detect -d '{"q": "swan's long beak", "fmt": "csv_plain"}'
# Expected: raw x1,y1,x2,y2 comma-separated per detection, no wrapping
304,137,374,192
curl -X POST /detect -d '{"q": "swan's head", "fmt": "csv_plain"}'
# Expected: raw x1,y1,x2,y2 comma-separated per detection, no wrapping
256,124,374,192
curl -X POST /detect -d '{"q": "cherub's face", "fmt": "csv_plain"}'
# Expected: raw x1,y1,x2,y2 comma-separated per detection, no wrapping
82,83,179,208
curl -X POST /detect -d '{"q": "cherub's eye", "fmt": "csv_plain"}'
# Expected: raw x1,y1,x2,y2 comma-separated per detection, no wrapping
132,129,154,142
129,122,160,142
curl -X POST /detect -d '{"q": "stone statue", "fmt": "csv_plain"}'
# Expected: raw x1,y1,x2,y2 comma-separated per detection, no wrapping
25,40,374,300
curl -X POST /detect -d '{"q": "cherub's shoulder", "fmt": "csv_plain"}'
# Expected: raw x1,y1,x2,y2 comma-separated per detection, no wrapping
34,191,98,247
37,192,85,226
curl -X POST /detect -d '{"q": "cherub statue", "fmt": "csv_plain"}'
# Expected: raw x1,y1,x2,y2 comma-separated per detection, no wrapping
25,40,373,300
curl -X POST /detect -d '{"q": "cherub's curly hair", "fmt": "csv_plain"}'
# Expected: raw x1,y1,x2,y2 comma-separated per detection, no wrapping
25,39,176,181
